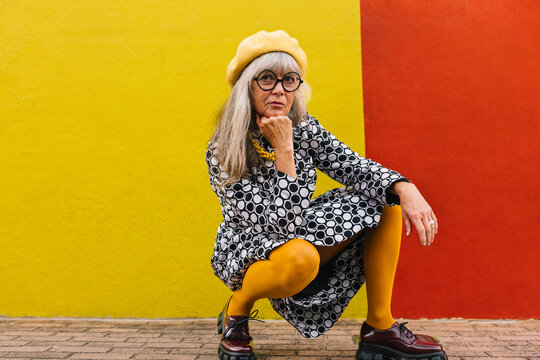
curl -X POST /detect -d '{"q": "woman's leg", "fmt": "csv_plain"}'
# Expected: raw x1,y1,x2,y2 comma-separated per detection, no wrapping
363,204,403,330
357,205,447,357
227,238,320,316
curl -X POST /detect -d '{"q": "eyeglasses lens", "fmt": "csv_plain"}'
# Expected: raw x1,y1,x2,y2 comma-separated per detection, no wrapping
282,74,300,91
258,71,276,89
257,71,301,91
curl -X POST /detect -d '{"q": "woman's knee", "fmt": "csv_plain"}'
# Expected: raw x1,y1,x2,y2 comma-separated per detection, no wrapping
270,238,320,285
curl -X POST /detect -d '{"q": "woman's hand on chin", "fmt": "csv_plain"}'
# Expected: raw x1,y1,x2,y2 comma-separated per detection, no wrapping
256,113,294,151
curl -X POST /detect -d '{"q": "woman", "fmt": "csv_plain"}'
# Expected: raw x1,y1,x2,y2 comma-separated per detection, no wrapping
206,30,447,360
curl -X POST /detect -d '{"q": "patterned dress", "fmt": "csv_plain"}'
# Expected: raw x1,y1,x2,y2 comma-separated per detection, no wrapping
205,112,410,339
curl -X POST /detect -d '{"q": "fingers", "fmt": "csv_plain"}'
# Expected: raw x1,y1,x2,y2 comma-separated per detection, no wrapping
413,218,428,246
420,217,433,246
409,210,437,247
257,115,290,130
432,212,439,235
426,210,438,245
256,116,293,148
267,115,292,126
403,211,412,237
398,186,438,247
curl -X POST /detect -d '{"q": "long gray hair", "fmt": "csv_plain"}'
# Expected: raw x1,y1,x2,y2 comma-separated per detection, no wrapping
210,51,311,187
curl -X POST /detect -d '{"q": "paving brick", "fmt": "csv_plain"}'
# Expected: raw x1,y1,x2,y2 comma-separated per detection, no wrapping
297,349,357,356
106,346,146,353
0,346,51,352
169,348,217,355
46,346,111,353
69,353,135,359
494,335,540,341
0,317,538,359
487,350,540,357
0,354,73,359
0,341,32,346
84,341,144,348
131,356,196,360
70,336,128,342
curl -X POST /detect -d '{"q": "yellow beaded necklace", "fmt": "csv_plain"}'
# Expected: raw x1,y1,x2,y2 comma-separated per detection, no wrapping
248,133,275,161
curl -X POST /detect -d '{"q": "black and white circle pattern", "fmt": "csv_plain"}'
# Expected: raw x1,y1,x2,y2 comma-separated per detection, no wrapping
206,113,409,338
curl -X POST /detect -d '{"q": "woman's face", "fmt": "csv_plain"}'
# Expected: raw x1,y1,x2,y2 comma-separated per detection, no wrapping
251,69,298,119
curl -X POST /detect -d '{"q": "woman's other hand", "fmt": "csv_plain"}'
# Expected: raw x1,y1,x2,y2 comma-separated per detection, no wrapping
392,182,438,247
256,114,294,151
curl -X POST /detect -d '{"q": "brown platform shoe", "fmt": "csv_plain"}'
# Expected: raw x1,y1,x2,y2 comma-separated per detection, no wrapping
216,296,264,360
356,321,448,360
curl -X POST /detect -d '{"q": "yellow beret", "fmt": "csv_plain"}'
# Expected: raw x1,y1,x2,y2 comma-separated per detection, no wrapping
226,30,307,87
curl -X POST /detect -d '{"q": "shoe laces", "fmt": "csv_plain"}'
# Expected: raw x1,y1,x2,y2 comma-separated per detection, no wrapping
398,322,418,340
223,309,265,341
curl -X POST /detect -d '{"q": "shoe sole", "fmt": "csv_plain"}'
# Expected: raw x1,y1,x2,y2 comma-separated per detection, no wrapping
217,305,256,360
218,344,257,360
356,342,448,360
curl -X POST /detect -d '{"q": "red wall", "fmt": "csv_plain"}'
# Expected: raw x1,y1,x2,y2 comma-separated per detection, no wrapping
361,0,540,318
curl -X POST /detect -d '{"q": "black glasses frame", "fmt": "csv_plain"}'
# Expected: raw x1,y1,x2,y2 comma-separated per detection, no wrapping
253,69,303,92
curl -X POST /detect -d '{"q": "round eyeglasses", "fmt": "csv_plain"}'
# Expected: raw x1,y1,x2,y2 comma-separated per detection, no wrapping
253,69,303,92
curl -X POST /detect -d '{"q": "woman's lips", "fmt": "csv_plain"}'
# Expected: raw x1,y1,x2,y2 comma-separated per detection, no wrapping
269,102,285,106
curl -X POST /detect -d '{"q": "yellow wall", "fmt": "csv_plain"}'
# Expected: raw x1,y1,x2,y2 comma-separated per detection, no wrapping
0,1,367,319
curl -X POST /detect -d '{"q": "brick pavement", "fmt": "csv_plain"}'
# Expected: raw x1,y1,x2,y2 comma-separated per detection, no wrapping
0,317,538,359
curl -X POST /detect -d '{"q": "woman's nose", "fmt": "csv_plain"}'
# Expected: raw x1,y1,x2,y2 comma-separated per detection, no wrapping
272,81,285,94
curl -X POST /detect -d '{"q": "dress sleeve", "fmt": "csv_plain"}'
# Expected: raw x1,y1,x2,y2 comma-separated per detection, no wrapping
206,141,316,240
306,114,411,206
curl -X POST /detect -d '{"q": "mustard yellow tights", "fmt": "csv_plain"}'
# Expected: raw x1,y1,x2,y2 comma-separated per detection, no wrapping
227,205,402,331
227,238,320,317
363,205,402,330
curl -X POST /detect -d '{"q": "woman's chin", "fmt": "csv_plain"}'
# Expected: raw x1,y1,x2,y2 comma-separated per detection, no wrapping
265,109,289,117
